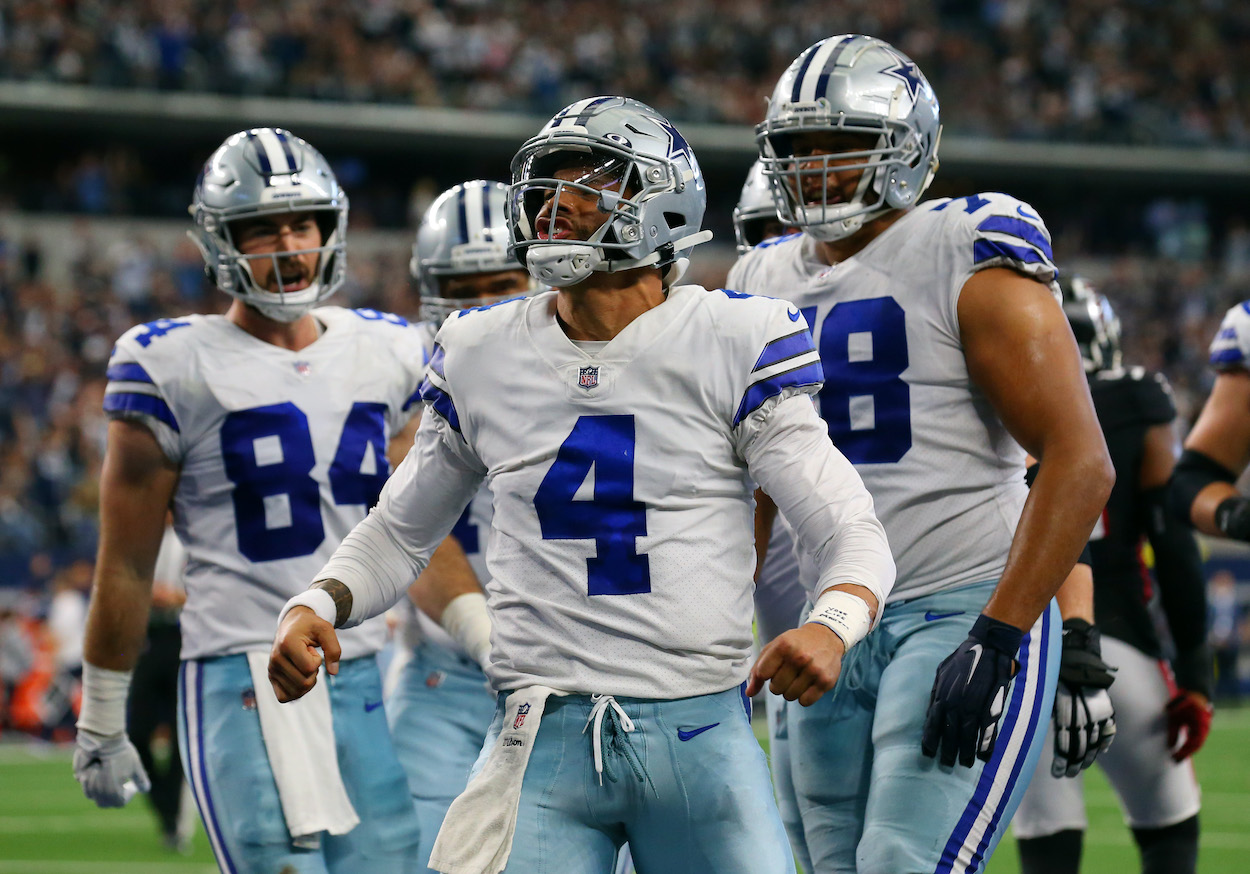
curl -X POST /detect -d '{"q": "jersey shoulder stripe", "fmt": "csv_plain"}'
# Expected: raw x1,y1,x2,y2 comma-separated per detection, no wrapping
1209,302,1250,369
102,391,180,431
752,329,815,372
926,192,1058,285
733,360,823,426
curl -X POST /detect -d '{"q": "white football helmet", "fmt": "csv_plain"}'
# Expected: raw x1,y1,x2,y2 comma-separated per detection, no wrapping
411,180,534,325
190,128,347,322
732,160,787,254
508,96,712,288
758,35,942,242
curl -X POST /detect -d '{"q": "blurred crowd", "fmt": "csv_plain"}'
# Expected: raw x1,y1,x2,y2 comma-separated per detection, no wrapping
1,0,1247,146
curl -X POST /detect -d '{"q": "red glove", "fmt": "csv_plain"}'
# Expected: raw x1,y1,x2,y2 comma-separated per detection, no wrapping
1165,691,1213,761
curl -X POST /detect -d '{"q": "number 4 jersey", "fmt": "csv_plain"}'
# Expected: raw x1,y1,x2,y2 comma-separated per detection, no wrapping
320,285,894,699
728,192,1059,602
104,307,427,660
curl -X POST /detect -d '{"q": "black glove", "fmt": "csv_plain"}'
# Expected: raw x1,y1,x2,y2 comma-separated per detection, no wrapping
922,614,1023,768
1214,496,1250,541
1051,618,1117,778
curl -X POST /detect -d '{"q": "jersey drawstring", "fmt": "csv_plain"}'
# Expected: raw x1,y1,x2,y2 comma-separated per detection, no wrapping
582,694,655,795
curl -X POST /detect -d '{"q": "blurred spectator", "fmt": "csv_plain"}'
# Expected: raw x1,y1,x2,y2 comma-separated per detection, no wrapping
1209,570,1242,702
0,0,1246,146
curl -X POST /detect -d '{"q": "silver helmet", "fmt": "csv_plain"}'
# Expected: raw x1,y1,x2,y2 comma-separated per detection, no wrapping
190,128,347,322
411,180,533,325
732,159,785,255
1062,276,1122,373
757,35,942,242
508,96,713,288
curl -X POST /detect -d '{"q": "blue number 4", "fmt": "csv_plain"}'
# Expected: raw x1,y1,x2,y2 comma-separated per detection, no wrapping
534,415,651,596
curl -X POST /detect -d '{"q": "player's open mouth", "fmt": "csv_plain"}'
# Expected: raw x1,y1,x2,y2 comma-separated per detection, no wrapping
536,216,575,240
278,275,310,292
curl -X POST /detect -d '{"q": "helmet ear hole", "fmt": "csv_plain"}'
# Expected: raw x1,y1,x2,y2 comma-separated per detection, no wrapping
663,212,684,232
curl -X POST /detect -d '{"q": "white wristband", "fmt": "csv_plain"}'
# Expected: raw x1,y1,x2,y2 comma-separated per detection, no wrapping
805,589,873,650
440,592,492,671
277,587,338,630
77,663,133,737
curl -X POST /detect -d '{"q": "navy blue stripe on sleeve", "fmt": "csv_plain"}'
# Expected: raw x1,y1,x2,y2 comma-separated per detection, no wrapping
972,239,1049,266
428,343,447,379
103,392,180,432
751,330,816,373
402,387,423,412
105,362,155,384
975,215,1054,260
419,379,461,431
1210,348,1246,365
733,361,824,427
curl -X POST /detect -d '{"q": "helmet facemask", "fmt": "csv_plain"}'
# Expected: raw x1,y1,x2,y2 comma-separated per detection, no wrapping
759,116,936,242
190,128,348,322
509,97,711,288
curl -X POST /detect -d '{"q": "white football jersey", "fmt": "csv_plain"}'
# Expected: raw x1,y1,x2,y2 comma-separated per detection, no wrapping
393,319,494,655
104,306,427,660
330,285,894,699
729,192,1059,601
1208,302,1250,371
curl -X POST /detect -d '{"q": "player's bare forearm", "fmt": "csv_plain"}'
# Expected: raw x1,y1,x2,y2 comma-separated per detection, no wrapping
409,535,482,623
753,489,778,582
84,420,178,670
959,269,1114,632
1052,562,1094,623
311,578,353,627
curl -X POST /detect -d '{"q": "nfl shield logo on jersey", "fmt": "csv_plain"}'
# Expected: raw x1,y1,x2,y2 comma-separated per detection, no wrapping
513,703,531,730
293,360,312,378
578,366,599,390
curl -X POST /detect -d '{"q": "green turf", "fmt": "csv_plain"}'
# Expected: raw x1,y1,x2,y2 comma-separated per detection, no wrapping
1,708,1246,872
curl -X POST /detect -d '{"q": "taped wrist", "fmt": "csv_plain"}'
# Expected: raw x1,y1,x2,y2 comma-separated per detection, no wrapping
1214,496,1250,541
440,592,492,671
1168,448,1235,523
805,589,873,649
277,587,338,629
1059,618,1116,688
77,663,133,737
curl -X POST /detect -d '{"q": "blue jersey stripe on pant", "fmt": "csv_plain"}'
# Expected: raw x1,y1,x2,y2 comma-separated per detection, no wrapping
785,581,1060,874
177,654,421,874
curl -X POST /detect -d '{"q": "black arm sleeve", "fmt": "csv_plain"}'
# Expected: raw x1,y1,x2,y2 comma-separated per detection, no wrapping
1168,448,1236,525
1141,485,1212,695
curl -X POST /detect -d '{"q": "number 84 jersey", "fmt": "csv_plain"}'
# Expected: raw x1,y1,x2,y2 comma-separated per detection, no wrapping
104,307,427,660
728,192,1058,601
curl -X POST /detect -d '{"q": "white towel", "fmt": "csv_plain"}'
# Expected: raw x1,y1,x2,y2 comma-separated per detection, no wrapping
245,652,360,849
428,685,564,874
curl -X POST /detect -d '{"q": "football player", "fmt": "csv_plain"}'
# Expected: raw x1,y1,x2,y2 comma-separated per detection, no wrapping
269,96,896,874
729,35,1114,873
73,129,423,872
389,179,534,873
1014,279,1208,874
733,159,797,256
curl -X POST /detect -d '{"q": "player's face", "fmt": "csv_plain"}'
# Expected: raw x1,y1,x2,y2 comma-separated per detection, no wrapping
741,217,795,249
533,156,632,242
230,211,323,294
441,269,531,301
785,132,880,207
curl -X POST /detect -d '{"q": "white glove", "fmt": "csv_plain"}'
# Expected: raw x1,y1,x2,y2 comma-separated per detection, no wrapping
73,728,150,807
1051,683,1116,778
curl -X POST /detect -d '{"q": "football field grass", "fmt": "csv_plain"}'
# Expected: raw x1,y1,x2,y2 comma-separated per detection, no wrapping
1,707,1247,872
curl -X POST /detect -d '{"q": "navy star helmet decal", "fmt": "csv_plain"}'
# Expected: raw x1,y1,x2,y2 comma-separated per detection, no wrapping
881,54,924,101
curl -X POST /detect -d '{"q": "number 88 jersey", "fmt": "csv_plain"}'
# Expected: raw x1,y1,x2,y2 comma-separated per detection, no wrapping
104,307,427,660
728,192,1058,601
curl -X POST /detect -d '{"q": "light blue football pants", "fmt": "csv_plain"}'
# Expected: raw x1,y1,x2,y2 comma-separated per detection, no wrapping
469,685,793,874
177,654,422,874
388,642,497,873
786,581,1060,874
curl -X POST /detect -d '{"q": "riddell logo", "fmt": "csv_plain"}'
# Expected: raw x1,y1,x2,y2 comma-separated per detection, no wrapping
513,703,531,730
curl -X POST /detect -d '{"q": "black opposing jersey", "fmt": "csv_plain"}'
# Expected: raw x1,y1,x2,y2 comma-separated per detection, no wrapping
1087,366,1176,656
